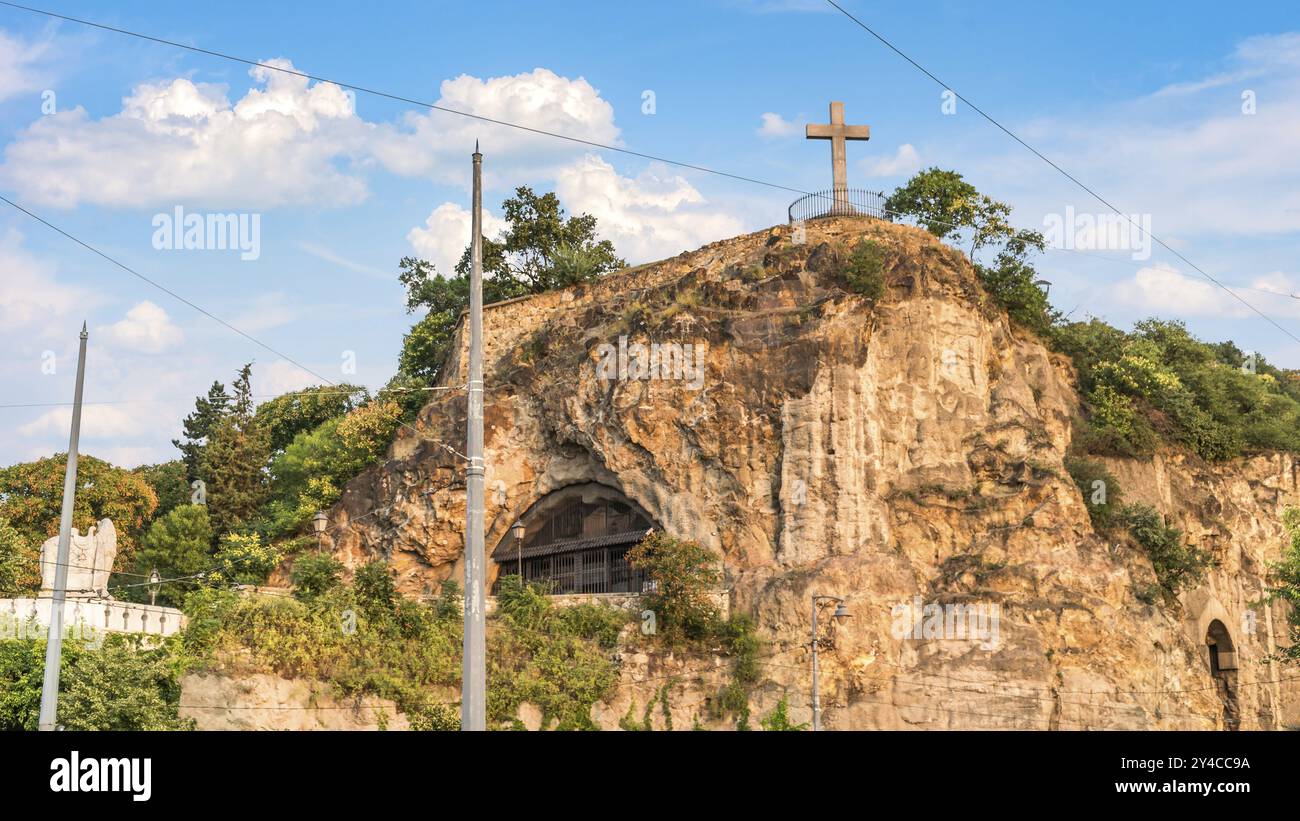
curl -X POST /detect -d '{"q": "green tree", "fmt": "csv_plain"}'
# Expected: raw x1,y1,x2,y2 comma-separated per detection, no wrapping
885,167,1013,253
136,505,213,606
0,517,27,597
290,553,344,601
627,531,723,646
133,459,190,520
203,364,271,538
0,454,158,589
173,381,230,481
254,384,367,453
395,187,625,385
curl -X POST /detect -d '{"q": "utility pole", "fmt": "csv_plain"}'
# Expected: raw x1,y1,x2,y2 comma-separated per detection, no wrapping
810,594,850,732
462,142,487,731
38,322,88,732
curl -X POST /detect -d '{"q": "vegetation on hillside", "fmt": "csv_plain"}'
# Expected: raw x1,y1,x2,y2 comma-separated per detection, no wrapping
887,167,1300,462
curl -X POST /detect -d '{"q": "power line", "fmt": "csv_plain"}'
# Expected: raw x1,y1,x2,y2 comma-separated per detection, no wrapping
823,0,1300,348
0,4,1291,351
0,2,808,199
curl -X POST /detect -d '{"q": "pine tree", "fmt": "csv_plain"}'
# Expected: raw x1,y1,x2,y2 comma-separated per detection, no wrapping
173,381,230,481
202,364,270,538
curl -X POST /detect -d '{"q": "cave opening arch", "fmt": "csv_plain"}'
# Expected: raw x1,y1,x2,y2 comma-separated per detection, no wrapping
490,483,659,595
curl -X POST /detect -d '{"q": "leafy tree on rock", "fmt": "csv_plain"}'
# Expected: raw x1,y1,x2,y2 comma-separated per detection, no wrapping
395,186,625,386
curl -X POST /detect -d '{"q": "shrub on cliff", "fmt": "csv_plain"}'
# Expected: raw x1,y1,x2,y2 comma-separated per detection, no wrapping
1064,456,1124,533
1266,508,1300,665
844,240,887,299
1121,504,1213,604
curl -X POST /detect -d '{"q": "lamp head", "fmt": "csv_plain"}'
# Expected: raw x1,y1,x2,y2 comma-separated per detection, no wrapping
510,521,526,541
311,511,328,534
832,601,852,623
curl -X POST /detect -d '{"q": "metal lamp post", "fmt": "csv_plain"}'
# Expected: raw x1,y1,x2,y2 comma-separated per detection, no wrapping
311,511,328,552
148,568,161,607
510,521,526,580
810,594,851,731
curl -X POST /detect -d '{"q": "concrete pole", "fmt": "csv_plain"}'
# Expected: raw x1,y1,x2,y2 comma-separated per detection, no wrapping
811,596,821,732
462,143,487,731
38,322,88,732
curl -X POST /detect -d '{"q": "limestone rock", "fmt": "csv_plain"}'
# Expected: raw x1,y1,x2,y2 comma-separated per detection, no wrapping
327,217,1299,730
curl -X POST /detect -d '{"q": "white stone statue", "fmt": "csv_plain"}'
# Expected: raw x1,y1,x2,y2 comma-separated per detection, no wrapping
39,518,117,599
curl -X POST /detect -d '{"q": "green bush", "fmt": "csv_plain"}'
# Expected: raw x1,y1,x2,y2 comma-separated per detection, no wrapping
627,531,723,646
1064,456,1124,532
0,635,192,731
844,240,886,299
1266,508,1300,665
760,695,808,731
290,553,344,601
1121,504,1212,603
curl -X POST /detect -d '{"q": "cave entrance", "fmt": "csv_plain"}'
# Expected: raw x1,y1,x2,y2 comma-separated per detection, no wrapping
490,483,656,595
1206,619,1240,731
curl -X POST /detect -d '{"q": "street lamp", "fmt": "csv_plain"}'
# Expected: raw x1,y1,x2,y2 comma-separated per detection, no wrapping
311,511,328,552
810,594,851,731
510,520,526,580
148,568,161,607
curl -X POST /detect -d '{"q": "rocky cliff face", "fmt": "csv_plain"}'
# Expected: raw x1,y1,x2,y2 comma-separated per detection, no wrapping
327,216,1298,729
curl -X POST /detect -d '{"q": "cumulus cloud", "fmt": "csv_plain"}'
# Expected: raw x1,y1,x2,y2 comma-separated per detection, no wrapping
1,58,368,208
757,112,801,138
370,68,620,186
0,63,625,210
553,154,746,264
407,202,508,274
98,301,184,354
861,143,922,178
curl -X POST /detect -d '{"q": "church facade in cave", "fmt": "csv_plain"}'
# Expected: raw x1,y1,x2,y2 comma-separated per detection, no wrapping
489,483,656,595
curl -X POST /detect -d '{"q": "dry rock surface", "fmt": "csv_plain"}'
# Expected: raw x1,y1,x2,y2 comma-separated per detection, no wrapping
320,216,1298,730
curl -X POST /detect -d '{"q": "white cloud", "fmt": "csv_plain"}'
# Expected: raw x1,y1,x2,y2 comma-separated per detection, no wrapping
861,143,922,178
757,112,801,138
19,403,147,439
370,68,620,187
407,202,508,274
1,58,369,209
0,30,50,103
98,301,184,354
0,63,624,210
255,359,319,398
553,154,746,264
1108,264,1300,320
0,228,97,334
977,32,1300,240
297,241,389,280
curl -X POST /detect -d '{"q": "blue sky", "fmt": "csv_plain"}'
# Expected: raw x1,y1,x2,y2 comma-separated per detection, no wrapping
2,0,1299,467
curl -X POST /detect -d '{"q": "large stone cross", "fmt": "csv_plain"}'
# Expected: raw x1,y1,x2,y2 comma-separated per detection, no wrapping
806,101,870,214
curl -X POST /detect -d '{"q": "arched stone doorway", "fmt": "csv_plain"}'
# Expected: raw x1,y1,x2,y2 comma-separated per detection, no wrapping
490,483,657,595
1206,619,1240,731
